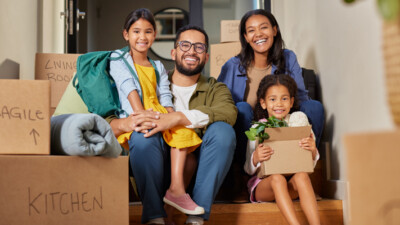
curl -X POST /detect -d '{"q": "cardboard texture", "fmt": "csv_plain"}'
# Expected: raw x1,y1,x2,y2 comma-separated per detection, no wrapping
210,42,241,78
35,53,80,108
220,20,240,43
258,126,313,178
344,130,400,225
0,155,129,225
0,79,50,154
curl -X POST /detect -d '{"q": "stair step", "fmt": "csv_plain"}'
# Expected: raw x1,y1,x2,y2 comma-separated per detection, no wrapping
129,199,343,225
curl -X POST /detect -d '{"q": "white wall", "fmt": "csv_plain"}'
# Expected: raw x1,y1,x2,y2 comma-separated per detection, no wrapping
272,0,395,222
41,0,64,54
0,0,64,80
0,0,38,80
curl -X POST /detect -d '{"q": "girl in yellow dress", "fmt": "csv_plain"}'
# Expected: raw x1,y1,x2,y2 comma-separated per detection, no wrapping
109,8,204,216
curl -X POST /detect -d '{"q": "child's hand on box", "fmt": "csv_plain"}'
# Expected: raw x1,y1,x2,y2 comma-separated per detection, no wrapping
253,143,274,166
299,133,318,160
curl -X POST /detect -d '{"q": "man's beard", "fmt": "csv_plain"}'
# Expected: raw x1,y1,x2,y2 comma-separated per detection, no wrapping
175,56,205,76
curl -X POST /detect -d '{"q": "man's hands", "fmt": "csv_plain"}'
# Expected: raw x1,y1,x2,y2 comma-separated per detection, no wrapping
110,109,192,138
143,111,191,137
110,109,160,137
252,143,274,167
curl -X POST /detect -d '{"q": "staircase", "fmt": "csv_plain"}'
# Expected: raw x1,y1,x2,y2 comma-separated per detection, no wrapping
129,199,343,225
129,144,343,224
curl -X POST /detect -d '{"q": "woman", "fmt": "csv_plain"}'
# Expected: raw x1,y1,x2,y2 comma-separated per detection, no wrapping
218,9,324,166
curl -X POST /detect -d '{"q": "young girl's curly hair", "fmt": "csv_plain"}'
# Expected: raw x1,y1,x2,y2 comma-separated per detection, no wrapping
253,74,299,121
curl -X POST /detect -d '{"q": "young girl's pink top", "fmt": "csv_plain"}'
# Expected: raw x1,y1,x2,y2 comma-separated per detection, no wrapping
244,111,320,202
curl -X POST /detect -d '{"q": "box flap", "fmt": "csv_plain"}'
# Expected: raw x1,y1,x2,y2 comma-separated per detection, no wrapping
265,126,311,141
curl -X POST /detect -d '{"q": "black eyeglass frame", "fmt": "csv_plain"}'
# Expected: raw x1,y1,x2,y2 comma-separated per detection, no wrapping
176,41,208,54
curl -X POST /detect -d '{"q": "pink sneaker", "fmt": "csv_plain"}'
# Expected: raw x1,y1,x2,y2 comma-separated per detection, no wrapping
163,190,205,215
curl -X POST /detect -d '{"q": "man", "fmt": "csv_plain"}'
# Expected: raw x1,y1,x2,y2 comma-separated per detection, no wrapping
110,25,237,225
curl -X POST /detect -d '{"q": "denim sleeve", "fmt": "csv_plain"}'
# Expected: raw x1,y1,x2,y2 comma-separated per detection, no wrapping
109,52,138,98
285,50,310,103
156,61,174,108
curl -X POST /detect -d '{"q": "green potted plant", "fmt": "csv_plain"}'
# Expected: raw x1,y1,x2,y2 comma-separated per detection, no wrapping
245,116,288,143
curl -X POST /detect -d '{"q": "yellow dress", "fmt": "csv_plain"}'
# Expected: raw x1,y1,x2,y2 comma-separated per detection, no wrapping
117,63,202,152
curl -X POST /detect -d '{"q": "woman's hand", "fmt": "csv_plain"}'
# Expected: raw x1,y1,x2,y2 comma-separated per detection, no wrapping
299,133,318,159
252,143,274,166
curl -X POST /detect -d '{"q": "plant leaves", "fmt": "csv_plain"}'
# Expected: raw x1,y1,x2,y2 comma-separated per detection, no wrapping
245,130,255,141
256,124,265,135
245,116,288,142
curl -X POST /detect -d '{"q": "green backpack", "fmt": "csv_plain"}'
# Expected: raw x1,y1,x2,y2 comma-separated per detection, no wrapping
73,46,160,117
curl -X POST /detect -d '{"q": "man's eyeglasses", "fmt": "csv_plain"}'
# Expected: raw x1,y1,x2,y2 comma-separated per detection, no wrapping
176,41,207,54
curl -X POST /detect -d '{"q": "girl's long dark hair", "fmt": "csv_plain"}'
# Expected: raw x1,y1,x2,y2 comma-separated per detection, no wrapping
254,74,299,121
238,9,286,74
123,8,156,32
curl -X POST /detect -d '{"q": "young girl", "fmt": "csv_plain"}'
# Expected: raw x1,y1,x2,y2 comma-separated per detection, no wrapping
244,74,321,225
109,8,204,217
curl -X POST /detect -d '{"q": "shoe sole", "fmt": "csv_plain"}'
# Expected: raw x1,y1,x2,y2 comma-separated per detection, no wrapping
163,197,205,215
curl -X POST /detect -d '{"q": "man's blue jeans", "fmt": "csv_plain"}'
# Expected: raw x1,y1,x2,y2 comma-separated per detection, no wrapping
128,121,235,223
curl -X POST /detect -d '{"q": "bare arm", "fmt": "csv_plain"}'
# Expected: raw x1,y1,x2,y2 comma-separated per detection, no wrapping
127,90,145,112
165,107,174,113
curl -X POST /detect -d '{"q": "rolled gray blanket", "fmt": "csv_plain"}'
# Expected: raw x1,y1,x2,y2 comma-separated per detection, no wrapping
51,113,122,157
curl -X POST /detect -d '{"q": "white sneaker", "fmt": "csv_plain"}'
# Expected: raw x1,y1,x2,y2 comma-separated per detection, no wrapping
147,217,165,224
185,215,204,225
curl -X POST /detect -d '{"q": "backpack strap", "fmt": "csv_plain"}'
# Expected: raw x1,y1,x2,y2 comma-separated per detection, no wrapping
110,47,162,104
111,46,161,85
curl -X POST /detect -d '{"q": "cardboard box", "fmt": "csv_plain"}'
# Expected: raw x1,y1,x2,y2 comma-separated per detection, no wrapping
0,155,129,225
209,42,241,78
35,53,80,108
220,20,240,43
258,126,313,178
344,130,400,225
0,79,50,154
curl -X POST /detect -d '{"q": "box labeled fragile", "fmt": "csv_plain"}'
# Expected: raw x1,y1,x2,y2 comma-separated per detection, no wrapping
0,155,129,225
0,79,50,154
258,126,313,178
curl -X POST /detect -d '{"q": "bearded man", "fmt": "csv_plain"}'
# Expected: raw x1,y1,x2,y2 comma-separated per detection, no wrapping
109,25,237,225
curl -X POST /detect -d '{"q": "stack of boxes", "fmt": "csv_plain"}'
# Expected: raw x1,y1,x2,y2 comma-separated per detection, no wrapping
0,54,129,225
210,20,241,79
